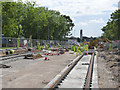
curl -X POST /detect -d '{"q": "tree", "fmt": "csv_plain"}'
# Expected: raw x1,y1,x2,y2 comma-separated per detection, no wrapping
101,10,120,40
2,1,75,40
2,2,25,37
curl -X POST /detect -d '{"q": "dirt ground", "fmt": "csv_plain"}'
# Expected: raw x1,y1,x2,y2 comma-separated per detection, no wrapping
1,48,120,89
97,48,119,88
1,51,76,88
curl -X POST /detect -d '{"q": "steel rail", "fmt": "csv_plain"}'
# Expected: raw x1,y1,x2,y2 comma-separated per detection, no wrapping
0,50,42,61
0,53,26,61
84,52,95,89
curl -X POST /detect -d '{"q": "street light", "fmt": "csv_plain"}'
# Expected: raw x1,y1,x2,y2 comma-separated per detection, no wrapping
0,2,2,48
36,11,41,46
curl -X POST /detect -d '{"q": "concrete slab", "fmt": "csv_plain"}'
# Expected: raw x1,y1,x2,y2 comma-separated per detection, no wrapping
91,54,98,88
58,55,91,88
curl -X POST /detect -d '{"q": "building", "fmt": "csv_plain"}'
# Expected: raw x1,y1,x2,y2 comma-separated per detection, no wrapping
68,36,78,45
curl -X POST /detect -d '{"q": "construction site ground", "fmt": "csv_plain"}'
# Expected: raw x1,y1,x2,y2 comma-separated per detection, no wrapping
0,48,120,89
97,48,119,88
1,51,76,88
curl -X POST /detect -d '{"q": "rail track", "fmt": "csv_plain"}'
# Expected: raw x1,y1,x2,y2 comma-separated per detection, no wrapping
44,49,97,89
0,51,43,64
0,53,27,64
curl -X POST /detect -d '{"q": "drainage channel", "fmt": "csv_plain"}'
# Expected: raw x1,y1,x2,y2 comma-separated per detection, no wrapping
44,51,97,89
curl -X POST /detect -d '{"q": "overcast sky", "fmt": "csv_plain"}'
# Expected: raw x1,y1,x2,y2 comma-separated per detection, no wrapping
15,0,119,38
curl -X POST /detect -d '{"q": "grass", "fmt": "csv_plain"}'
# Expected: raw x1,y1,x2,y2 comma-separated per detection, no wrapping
1,47,16,49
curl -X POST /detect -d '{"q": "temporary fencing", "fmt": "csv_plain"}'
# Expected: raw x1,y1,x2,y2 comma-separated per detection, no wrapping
102,40,120,50
2,37,69,48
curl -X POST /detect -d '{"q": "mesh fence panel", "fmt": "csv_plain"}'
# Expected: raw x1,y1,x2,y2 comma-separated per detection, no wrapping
2,37,69,48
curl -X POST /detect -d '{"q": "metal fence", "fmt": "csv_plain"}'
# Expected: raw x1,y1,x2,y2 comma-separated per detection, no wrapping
2,37,120,50
2,37,69,48
102,40,120,50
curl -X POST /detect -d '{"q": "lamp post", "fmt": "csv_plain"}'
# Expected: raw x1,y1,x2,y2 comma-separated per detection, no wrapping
36,11,41,46
0,2,2,48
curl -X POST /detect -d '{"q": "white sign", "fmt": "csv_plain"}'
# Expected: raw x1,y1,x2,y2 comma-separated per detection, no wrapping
24,40,27,46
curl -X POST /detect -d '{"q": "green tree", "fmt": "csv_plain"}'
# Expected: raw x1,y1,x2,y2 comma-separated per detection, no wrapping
2,1,75,40
101,10,120,40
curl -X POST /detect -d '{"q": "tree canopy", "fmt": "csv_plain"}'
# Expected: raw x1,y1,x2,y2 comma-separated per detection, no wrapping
101,10,120,40
2,1,75,40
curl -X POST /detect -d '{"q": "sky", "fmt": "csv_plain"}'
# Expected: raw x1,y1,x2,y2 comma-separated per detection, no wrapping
15,0,119,38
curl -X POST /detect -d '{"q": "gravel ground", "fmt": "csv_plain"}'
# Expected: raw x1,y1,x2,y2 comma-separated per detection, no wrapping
97,49,119,88
1,51,76,88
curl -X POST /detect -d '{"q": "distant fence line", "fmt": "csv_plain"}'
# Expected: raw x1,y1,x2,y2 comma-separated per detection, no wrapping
2,37,120,50
2,37,70,48
99,40,120,50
